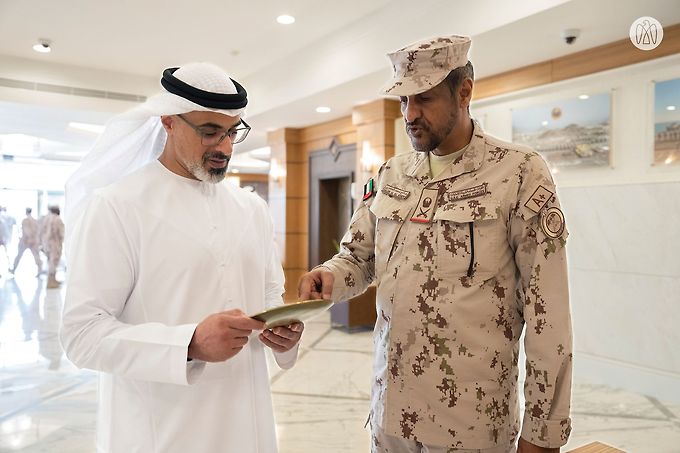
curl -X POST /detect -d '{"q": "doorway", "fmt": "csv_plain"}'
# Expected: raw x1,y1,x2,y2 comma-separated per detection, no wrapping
308,143,356,268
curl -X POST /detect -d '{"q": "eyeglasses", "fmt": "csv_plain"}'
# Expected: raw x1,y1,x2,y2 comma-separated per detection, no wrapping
176,114,251,146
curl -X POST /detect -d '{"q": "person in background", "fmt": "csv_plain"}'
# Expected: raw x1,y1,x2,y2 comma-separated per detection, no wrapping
43,205,64,289
10,207,42,276
0,206,16,276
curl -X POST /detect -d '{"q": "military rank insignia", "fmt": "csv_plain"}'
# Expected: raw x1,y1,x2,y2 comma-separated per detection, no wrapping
362,178,376,201
410,188,439,223
540,207,565,239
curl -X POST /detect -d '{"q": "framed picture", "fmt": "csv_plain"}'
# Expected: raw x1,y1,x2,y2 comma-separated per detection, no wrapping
511,92,611,169
654,77,680,165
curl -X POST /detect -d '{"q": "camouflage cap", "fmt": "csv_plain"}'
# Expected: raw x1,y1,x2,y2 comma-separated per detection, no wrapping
379,35,471,96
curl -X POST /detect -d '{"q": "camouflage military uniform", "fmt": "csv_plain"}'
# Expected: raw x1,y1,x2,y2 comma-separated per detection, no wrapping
319,122,572,450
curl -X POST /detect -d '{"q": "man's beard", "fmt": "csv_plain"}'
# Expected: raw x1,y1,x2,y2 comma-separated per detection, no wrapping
188,151,230,184
406,110,457,152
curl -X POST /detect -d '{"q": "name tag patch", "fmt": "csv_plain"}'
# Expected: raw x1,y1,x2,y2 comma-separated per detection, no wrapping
445,183,487,203
381,184,410,200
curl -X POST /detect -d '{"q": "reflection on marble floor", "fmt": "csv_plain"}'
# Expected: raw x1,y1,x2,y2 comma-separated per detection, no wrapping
0,269,679,452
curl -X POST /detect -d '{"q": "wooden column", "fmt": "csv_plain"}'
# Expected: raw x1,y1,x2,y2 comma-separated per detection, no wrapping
322,99,401,329
267,127,308,303
352,99,401,186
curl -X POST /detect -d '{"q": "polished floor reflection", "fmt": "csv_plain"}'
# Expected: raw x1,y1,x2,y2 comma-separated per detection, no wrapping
0,268,679,452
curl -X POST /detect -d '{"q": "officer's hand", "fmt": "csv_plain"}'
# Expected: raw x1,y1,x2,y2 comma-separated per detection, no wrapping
259,322,304,353
517,437,559,453
188,309,265,362
298,268,334,300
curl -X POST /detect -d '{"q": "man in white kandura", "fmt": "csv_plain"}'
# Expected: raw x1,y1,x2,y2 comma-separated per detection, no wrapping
60,62,303,453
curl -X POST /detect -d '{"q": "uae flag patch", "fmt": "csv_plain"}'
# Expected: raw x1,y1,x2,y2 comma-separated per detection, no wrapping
363,178,376,201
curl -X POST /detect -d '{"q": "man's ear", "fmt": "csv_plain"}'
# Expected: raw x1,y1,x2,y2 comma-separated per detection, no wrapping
458,78,474,109
160,115,173,132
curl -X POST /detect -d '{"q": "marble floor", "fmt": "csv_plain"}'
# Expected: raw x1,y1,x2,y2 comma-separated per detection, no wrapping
0,265,679,452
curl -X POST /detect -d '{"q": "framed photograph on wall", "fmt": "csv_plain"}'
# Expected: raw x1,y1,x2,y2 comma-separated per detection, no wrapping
654,77,680,166
511,92,611,170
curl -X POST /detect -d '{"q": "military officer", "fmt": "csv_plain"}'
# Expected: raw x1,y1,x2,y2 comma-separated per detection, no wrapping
299,35,572,453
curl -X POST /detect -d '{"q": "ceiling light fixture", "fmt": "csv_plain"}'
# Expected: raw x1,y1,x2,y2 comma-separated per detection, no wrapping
68,122,105,134
248,146,271,160
316,106,331,113
667,105,677,111
578,94,589,100
276,15,295,25
33,39,51,53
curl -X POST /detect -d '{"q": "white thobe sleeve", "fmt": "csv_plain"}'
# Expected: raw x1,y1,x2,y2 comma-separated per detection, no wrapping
60,194,205,386
259,199,299,370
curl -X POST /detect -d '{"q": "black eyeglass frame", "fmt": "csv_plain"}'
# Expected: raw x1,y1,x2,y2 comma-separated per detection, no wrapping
176,114,251,145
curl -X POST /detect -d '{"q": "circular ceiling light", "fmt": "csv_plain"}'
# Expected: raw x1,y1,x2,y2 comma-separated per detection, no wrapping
276,15,295,25
316,106,331,113
33,39,51,53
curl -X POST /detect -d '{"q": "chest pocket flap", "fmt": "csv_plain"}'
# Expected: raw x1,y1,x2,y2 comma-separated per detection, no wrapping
369,193,413,223
432,198,503,280
433,198,500,223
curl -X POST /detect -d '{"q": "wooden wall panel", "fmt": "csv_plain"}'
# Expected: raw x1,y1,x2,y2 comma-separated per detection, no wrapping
475,23,680,100
474,62,552,100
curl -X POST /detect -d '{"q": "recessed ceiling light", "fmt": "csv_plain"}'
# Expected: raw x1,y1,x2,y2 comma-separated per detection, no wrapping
33,39,51,53
316,106,331,113
541,120,549,126
276,15,295,25
231,169,240,174
578,94,589,100
667,105,677,111
249,146,271,159
68,122,105,134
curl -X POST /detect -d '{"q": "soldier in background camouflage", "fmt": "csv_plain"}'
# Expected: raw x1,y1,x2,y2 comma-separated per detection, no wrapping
299,35,572,453
43,205,65,289
10,207,42,275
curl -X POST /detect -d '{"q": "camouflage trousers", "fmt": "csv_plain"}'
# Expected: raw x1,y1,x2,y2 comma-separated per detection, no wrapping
371,426,517,453
46,247,62,275
13,240,42,271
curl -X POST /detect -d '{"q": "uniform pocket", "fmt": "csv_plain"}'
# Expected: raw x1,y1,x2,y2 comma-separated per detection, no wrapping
369,193,412,275
432,198,504,281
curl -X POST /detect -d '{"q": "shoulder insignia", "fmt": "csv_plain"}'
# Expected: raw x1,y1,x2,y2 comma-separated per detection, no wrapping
524,185,554,214
540,207,565,239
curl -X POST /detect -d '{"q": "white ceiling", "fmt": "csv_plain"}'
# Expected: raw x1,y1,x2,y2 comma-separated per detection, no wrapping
0,0,679,173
